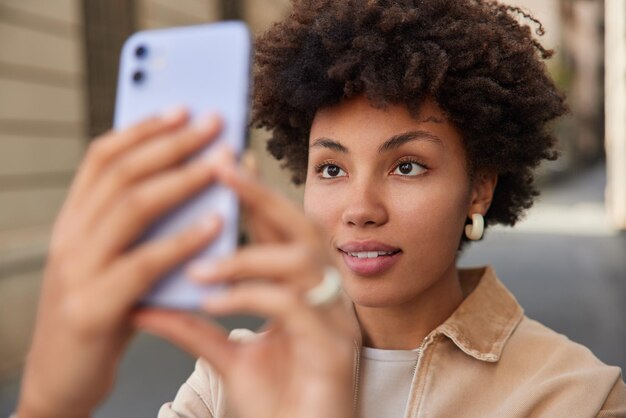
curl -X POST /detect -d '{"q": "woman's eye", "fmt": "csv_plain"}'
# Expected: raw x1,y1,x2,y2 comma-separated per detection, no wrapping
320,164,347,178
392,162,426,176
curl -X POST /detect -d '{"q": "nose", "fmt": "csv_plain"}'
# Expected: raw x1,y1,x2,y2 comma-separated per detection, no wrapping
341,179,389,228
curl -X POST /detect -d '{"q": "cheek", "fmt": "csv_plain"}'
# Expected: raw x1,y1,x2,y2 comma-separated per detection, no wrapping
390,180,469,252
303,183,340,233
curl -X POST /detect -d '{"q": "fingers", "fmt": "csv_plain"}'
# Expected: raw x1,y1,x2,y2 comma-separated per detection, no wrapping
202,282,332,341
51,110,191,255
91,214,223,313
214,156,319,244
83,151,223,266
238,152,283,243
52,214,222,337
132,309,234,376
78,115,222,232
65,108,189,213
241,150,260,178
187,244,323,290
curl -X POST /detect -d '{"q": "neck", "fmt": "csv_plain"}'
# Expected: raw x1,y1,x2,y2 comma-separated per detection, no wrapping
354,263,464,350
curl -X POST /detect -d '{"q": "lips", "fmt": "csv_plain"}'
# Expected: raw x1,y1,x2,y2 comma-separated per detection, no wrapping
337,241,402,276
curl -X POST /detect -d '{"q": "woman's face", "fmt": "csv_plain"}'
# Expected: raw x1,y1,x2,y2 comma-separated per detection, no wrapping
304,96,483,308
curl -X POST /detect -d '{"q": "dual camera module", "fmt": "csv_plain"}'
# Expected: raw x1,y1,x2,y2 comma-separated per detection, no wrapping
132,45,148,84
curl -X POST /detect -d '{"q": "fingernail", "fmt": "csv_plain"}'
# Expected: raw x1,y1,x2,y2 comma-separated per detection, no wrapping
241,152,259,176
204,145,226,162
187,260,218,281
161,106,186,122
201,144,233,168
193,114,219,132
199,214,220,232
202,288,230,309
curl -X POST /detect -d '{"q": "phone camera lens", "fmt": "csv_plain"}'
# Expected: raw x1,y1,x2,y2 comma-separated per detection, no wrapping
135,45,148,59
132,70,145,84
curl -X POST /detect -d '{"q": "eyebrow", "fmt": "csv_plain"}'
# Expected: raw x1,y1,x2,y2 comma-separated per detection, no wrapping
309,130,443,153
378,131,443,152
309,138,349,153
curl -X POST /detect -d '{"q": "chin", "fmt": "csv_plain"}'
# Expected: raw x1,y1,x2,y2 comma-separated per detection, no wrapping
341,276,417,308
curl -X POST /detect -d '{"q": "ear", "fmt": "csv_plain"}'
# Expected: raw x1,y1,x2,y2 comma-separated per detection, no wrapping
467,170,498,218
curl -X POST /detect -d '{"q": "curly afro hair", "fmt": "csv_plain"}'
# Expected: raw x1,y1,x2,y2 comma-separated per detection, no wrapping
252,0,567,232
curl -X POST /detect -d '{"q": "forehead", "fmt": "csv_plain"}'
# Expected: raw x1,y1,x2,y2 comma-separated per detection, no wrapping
309,95,456,147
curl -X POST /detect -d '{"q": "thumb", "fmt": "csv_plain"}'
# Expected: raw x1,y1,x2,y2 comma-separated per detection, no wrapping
132,308,235,376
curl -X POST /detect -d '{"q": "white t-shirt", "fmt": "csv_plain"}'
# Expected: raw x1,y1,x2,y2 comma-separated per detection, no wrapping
356,346,421,418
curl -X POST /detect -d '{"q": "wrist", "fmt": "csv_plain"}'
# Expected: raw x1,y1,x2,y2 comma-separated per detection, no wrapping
16,402,90,418
17,387,92,418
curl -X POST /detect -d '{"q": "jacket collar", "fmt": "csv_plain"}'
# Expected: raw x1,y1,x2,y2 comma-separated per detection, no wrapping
430,265,524,362
346,265,524,363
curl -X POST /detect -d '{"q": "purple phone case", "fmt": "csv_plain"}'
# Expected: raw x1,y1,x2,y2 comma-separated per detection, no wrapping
114,22,251,309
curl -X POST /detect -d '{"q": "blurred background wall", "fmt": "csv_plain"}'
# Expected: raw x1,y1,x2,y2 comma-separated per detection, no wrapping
1,0,86,379
1,0,625,416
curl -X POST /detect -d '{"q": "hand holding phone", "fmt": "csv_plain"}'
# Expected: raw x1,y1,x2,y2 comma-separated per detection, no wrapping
18,24,251,414
17,21,355,418
115,22,251,309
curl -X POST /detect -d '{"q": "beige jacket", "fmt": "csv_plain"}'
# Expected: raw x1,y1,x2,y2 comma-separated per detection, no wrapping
159,266,626,418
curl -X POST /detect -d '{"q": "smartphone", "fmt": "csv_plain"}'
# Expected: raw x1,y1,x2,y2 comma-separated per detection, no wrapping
114,21,251,309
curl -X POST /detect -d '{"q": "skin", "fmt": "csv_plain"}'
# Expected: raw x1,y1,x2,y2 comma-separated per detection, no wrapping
16,95,497,417
16,109,355,418
304,95,498,349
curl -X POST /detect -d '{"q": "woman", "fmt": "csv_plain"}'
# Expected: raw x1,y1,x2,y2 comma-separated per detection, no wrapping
16,0,625,417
